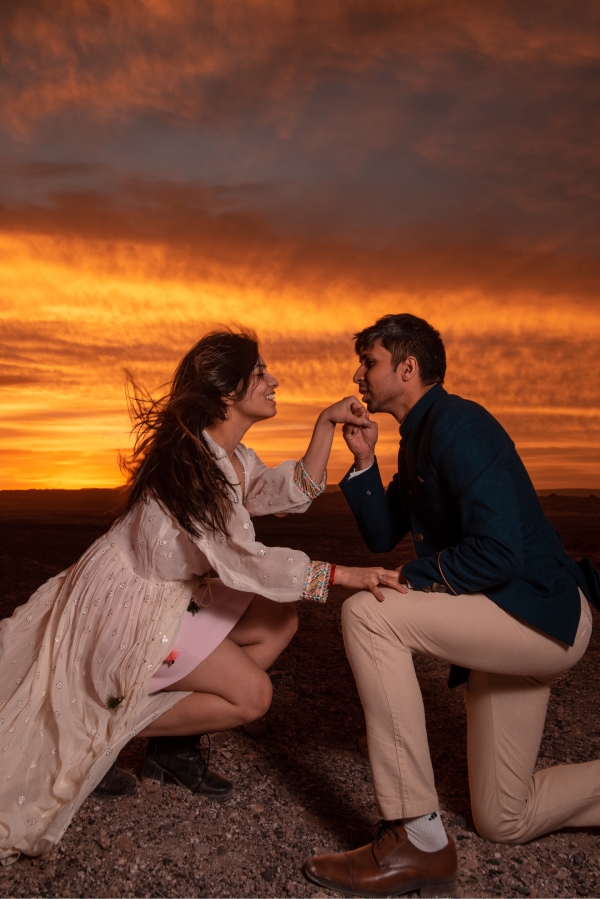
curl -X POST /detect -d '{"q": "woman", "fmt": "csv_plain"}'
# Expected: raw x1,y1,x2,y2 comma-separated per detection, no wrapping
0,329,403,865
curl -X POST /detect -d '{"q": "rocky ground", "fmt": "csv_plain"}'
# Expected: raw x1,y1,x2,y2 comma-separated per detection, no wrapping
0,490,599,898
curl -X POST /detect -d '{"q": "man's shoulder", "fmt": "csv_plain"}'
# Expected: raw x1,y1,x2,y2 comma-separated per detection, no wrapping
431,390,496,423
428,391,508,445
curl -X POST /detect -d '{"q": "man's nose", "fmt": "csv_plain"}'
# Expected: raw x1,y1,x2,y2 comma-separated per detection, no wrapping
352,365,363,384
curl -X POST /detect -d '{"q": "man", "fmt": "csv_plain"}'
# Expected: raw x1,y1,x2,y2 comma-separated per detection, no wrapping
303,314,600,898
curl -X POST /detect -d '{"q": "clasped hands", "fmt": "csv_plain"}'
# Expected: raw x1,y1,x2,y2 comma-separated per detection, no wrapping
320,396,407,602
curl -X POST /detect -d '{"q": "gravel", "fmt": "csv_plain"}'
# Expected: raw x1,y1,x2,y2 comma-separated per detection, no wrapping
0,491,599,897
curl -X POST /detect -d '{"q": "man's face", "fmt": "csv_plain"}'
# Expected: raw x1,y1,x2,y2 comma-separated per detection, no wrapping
353,341,404,413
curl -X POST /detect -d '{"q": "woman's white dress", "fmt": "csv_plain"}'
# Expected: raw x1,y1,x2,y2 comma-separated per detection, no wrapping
0,437,329,864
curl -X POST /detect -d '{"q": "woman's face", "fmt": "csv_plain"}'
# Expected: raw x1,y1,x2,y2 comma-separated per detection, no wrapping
232,357,279,424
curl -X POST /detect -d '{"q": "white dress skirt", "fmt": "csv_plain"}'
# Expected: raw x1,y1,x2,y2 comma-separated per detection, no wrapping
0,436,330,864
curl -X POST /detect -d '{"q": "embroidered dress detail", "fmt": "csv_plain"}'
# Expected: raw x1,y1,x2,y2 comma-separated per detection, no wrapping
301,561,331,603
294,458,327,499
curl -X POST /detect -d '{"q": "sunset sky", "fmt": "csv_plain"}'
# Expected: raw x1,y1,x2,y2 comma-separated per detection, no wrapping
1,0,599,490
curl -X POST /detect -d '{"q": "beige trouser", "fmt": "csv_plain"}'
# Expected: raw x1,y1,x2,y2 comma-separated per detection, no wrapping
342,586,600,843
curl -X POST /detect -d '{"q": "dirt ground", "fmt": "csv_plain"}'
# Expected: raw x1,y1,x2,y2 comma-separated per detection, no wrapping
0,490,599,899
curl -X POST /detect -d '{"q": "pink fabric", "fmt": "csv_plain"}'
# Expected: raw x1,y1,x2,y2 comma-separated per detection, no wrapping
149,578,254,693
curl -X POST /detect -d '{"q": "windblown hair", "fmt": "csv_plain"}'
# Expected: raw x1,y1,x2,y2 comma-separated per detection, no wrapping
119,329,260,538
354,313,446,384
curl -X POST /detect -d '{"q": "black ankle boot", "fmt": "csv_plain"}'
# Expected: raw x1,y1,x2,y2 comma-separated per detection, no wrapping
92,763,137,799
142,734,233,800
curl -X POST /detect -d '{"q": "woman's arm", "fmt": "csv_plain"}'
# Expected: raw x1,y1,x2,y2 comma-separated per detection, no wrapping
301,396,368,485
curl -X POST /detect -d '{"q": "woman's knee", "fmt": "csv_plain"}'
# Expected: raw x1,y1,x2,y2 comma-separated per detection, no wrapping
237,670,273,724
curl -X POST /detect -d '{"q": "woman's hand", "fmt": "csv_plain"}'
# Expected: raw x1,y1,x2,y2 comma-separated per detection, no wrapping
319,396,368,427
334,565,409,602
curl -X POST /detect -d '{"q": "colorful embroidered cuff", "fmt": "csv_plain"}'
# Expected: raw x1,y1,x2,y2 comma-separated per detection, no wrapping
294,458,327,499
301,560,331,603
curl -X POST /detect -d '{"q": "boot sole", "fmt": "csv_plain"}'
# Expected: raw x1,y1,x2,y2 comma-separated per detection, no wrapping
141,757,233,801
302,864,457,898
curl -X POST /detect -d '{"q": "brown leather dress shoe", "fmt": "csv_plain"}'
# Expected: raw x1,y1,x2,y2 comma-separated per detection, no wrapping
303,821,457,897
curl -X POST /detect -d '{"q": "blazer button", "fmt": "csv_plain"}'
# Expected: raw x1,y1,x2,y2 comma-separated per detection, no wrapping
432,583,447,593
422,585,432,593
415,532,424,542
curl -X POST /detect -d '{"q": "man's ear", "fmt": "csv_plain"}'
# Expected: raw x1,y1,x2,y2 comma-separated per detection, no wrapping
400,356,419,382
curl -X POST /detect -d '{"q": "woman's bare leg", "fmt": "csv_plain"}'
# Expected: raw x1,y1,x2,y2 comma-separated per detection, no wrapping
228,594,298,670
140,636,272,737
141,597,298,737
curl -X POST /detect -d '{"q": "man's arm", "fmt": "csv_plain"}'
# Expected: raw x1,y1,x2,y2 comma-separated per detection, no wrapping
403,411,525,593
340,459,411,553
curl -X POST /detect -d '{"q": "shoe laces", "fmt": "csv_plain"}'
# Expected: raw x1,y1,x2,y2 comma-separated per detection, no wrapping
373,819,400,849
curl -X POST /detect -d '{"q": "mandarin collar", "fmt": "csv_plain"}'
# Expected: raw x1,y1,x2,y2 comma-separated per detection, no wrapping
399,383,446,440
203,430,228,460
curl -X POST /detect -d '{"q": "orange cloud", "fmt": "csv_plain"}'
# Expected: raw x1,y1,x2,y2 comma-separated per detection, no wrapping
1,2,598,489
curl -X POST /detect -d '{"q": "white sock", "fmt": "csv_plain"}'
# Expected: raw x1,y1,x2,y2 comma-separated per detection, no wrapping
402,811,448,852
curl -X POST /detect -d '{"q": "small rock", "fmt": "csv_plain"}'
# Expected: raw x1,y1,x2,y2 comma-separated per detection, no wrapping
57,858,68,873
66,866,79,879
95,831,111,851
44,865,57,879
141,778,160,794
262,866,276,882
278,786,292,801
364,771,373,783
211,732,229,745
257,761,270,775
192,841,209,856
115,835,134,852
572,853,586,866
250,803,265,814
158,822,170,831
514,889,530,897
217,846,227,857
449,814,467,828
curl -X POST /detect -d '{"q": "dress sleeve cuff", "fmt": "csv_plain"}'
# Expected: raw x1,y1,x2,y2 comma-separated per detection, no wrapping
294,458,327,499
301,560,331,602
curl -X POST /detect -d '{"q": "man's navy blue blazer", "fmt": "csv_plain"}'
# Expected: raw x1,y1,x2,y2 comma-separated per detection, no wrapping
340,384,594,672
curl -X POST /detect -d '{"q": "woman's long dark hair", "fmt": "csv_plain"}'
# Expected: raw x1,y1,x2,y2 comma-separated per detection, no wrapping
119,329,260,537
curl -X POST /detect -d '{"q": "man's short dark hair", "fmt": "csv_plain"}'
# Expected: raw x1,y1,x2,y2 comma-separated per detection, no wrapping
354,314,446,385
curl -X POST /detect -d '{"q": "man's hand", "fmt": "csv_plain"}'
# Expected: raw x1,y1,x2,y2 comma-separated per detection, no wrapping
334,565,408,602
342,416,378,469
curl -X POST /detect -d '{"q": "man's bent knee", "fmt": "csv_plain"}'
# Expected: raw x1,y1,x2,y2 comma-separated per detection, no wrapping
341,590,374,632
473,805,529,845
